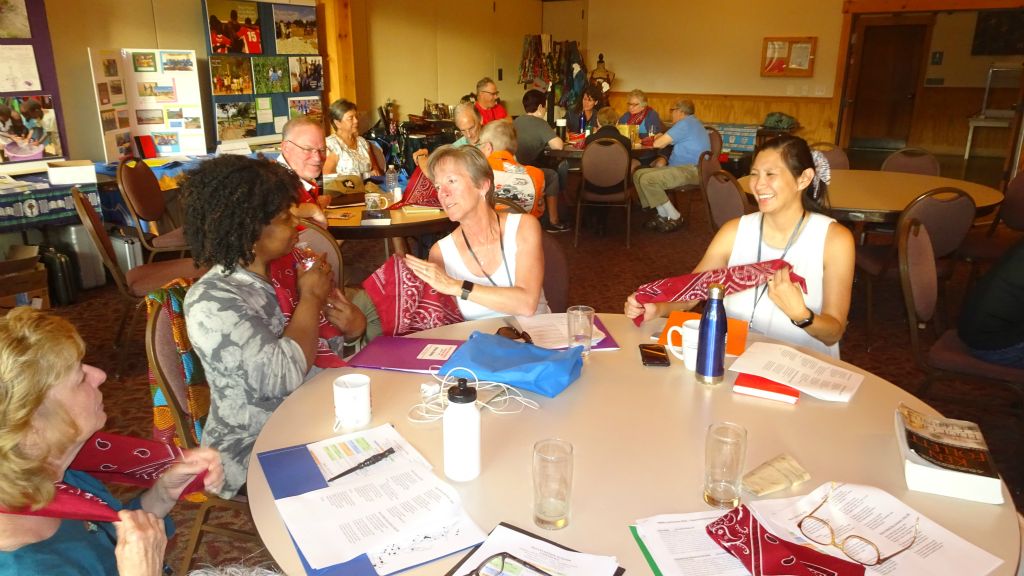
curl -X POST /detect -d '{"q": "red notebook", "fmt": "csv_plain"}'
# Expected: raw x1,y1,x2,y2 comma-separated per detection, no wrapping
733,373,799,404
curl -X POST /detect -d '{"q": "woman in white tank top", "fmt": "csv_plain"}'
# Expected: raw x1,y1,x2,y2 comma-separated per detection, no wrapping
404,145,549,320
625,136,855,357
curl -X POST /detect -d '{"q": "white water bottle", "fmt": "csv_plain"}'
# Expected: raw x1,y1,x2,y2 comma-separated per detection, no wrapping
443,378,480,482
385,164,399,195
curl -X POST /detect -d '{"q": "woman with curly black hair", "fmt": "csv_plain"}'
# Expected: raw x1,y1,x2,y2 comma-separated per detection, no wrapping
181,155,367,497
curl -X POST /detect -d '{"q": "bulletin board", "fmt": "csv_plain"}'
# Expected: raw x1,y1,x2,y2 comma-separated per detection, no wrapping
88,48,207,162
760,37,817,78
203,0,324,144
0,0,69,168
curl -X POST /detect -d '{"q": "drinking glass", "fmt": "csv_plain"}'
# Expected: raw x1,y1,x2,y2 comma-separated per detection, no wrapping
566,305,595,357
704,422,747,508
533,438,573,530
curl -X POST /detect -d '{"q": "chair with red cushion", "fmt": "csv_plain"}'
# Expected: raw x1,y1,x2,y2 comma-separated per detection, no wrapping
897,218,1024,400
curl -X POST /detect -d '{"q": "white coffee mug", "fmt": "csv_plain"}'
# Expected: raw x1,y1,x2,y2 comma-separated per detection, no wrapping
333,374,371,432
666,319,701,371
364,193,390,211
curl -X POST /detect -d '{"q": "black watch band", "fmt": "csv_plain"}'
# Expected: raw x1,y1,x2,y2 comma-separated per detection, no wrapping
460,280,474,301
791,309,815,329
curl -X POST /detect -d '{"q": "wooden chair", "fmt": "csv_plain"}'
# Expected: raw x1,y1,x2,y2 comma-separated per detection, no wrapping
299,218,344,286
574,137,633,248
809,141,850,170
881,148,940,176
145,286,258,575
897,218,1024,400
116,158,190,261
71,187,203,349
702,170,747,233
856,187,975,343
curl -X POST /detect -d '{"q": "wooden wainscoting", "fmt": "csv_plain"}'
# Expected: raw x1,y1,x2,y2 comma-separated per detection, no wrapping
606,91,838,145
908,86,1016,157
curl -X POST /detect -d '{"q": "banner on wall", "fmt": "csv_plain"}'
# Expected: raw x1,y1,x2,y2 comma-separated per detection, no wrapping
87,47,207,162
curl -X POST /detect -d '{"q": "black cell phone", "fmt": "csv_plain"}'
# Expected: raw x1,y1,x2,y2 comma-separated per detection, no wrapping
639,344,671,367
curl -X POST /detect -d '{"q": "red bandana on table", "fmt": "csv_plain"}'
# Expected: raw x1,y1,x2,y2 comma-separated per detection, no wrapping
632,259,806,326
269,252,347,368
706,505,865,576
363,255,463,336
0,432,206,523
389,166,441,210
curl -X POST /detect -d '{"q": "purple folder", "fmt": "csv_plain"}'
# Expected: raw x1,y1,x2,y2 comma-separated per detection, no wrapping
347,336,465,373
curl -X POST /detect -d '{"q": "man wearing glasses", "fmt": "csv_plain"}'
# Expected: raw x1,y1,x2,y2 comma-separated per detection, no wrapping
633,99,710,233
278,116,329,225
474,77,508,126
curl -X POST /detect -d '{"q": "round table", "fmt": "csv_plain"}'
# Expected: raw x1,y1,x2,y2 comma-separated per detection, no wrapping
326,206,455,255
246,315,1021,575
739,169,1005,224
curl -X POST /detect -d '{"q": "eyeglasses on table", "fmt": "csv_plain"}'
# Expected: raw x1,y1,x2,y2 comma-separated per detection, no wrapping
797,484,920,566
495,326,532,344
469,551,553,576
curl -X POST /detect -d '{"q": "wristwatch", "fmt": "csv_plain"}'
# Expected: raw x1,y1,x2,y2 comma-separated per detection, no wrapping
791,309,815,329
460,280,474,301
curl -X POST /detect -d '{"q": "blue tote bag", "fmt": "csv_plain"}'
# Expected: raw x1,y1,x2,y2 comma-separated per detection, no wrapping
438,331,583,398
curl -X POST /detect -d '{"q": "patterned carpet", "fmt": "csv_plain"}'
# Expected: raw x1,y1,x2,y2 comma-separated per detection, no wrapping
50,159,1021,573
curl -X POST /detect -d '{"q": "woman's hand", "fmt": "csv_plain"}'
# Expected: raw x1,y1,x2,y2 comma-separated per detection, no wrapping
294,202,327,227
624,292,662,323
114,510,166,576
765,267,809,322
143,448,224,517
297,253,332,306
325,288,366,341
404,254,461,297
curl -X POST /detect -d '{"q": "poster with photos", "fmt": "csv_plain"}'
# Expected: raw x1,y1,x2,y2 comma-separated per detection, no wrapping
87,47,206,161
273,5,317,54
207,0,261,55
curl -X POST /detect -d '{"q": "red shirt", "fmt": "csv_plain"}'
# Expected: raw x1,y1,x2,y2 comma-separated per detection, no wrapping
238,25,262,54
476,102,508,125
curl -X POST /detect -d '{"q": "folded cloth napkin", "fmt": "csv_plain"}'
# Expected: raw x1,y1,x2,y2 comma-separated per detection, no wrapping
631,259,807,326
0,432,206,522
388,166,441,210
269,251,346,368
707,505,865,576
363,255,464,336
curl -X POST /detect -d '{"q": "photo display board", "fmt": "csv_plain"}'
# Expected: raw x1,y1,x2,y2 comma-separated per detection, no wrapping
88,48,207,161
0,0,70,167
203,0,323,143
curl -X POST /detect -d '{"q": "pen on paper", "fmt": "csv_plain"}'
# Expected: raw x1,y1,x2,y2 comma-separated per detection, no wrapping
327,447,396,482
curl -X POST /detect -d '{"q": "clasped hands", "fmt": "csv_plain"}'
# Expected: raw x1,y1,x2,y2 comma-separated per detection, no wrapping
296,252,366,341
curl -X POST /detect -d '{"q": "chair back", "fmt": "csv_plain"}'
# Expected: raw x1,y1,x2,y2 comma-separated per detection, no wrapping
299,219,344,286
582,138,630,189
72,187,130,296
996,171,1024,231
117,158,167,222
898,218,938,360
541,234,568,313
809,141,850,170
706,127,723,158
697,150,722,192
881,148,940,176
901,187,976,258
704,170,747,233
145,280,209,449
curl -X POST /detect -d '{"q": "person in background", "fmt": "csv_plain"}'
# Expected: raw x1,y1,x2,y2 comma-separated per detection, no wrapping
513,90,570,233
618,89,664,136
404,145,549,320
182,156,370,498
576,85,603,134
585,106,640,187
474,77,507,126
478,119,545,219
276,116,331,225
958,239,1024,368
625,135,854,358
0,308,224,575
632,99,710,233
323,98,382,178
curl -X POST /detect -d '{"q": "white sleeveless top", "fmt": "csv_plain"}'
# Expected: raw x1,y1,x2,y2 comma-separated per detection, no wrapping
725,212,840,358
438,213,550,320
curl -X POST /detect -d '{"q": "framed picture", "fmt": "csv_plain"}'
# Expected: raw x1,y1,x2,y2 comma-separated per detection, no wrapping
132,51,158,73
761,37,817,78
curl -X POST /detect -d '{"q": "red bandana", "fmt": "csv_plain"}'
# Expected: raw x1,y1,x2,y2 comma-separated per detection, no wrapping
362,255,464,336
632,259,806,326
707,505,865,576
0,432,206,523
627,107,650,126
269,252,347,368
389,166,441,210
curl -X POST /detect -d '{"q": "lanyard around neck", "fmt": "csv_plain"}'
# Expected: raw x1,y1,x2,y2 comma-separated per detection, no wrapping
461,212,513,287
750,211,806,327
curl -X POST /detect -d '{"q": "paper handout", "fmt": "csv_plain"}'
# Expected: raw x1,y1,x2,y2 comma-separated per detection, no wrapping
728,342,863,402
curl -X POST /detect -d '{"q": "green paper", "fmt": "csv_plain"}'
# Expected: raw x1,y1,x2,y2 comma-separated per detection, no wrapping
629,524,664,576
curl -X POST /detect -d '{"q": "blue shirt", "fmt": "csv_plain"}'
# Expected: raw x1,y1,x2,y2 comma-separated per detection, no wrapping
0,470,175,576
666,114,710,166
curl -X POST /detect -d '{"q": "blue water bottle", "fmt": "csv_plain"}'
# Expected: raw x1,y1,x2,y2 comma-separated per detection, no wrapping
696,283,726,384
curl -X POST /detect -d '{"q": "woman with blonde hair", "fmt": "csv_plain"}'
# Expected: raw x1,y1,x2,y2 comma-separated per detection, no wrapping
0,308,224,575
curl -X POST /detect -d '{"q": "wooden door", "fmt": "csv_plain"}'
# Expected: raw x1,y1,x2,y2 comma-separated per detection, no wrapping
846,16,933,150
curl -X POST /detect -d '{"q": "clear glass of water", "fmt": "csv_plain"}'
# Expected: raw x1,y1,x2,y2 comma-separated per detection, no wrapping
566,305,595,357
533,438,573,530
704,422,747,508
